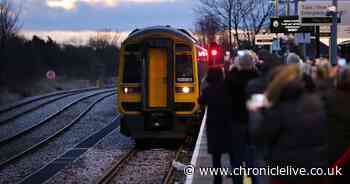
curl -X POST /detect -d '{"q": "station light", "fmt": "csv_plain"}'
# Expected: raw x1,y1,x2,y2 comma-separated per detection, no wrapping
197,47,208,63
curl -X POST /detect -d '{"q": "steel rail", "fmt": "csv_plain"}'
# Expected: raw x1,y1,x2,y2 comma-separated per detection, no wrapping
0,86,115,114
0,92,116,168
0,88,116,146
96,148,138,184
162,138,189,184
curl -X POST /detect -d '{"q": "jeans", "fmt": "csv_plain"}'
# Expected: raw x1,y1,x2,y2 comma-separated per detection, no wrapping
247,145,271,184
212,151,244,184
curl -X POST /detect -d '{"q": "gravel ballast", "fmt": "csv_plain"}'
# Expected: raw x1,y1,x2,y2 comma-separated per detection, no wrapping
0,92,111,164
0,93,74,123
0,94,117,184
110,149,175,184
0,89,111,141
44,129,134,184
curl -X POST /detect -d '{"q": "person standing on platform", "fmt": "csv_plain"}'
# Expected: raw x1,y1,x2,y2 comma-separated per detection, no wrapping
198,66,238,184
226,50,259,180
250,65,328,184
324,68,350,182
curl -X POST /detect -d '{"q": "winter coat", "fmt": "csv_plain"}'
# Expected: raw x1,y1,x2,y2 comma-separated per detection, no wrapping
255,91,328,183
324,89,350,166
246,76,269,98
198,81,235,154
226,68,259,123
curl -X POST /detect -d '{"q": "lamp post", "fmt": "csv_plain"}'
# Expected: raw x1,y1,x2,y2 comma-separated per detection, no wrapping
330,0,338,65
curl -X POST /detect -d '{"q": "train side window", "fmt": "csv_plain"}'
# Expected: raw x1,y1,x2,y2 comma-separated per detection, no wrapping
123,53,142,83
176,54,193,83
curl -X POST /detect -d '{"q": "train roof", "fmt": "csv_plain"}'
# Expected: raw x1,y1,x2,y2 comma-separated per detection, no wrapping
124,26,198,44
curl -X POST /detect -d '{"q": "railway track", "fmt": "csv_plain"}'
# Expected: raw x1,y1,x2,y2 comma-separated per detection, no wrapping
0,91,116,168
0,88,116,145
97,139,189,184
0,86,114,125
162,144,185,184
97,148,138,184
17,115,123,184
0,87,103,113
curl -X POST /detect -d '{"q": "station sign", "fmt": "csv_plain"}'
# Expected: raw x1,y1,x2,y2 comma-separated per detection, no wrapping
270,16,314,33
301,17,341,25
298,1,350,38
319,26,331,37
255,34,274,45
298,1,343,25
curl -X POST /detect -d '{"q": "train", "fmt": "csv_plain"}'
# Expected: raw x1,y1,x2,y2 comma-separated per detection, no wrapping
117,26,208,143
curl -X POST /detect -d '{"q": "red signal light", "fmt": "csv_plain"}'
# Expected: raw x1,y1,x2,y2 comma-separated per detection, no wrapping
211,49,218,56
208,41,221,66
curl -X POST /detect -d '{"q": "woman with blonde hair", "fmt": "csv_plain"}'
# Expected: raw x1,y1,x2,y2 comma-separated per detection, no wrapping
250,64,328,184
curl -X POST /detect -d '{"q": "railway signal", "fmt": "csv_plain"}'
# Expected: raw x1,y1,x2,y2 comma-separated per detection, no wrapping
209,41,221,66
46,70,56,80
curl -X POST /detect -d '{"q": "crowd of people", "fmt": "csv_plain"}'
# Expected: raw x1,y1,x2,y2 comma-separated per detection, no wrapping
198,49,350,184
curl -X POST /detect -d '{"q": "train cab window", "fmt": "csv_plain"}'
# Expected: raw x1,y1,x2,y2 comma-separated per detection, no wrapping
176,44,192,52
176,54,193,83
123,53,142,83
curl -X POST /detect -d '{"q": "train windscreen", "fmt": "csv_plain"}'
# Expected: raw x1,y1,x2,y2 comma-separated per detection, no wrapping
176,54,193,83
123,53,142,83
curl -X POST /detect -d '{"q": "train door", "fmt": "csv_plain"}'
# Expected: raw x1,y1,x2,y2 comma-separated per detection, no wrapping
148,48,168,108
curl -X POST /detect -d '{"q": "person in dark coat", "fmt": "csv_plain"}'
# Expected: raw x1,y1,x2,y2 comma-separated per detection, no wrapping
246,49,281,97
251,65,328,184
246,50,281,184
226,50,259,124
224,50,259,184
324,68,350,183
198,66,239,184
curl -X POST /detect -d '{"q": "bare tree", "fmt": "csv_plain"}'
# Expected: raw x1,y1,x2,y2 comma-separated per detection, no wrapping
195,13,221,47
196,0,256,49
242,0,274,48
0,0,21,47
88,29,122,49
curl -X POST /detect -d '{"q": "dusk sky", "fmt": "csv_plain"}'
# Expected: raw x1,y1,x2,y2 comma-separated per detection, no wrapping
16,0,197,31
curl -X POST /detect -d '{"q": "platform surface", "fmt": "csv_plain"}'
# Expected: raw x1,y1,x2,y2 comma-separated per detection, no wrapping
185,109,251,184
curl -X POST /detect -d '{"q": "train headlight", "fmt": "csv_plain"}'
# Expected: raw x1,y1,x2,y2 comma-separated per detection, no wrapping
182,87,190,93
122,87,141,94
123,87,129,94
176,87,193,94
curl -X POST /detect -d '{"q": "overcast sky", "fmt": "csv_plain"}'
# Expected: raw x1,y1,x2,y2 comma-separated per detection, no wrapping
15,0,197,32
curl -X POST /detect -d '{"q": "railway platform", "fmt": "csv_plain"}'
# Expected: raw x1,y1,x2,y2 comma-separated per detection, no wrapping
185,109,251,184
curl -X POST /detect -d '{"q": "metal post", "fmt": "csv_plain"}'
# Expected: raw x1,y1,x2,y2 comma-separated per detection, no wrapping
316,26,321,58
294,0,298,16
330,0,338,65
276,0,279,16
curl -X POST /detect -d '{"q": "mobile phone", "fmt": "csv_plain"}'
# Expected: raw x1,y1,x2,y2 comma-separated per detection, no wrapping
237,50,245,57
251,94,265,106
339,58,347,66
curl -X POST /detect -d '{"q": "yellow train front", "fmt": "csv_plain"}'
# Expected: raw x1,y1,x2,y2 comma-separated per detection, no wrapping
118,26,208,142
